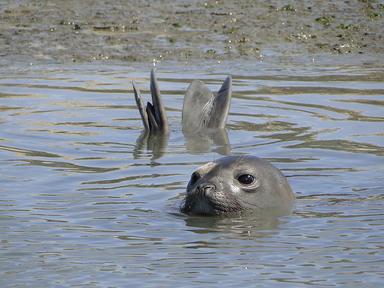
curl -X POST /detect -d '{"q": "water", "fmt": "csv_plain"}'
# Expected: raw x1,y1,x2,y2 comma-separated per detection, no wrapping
1,61,383,287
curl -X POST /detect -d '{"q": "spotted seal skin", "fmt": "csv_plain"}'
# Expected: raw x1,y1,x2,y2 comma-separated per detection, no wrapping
181,155,295,216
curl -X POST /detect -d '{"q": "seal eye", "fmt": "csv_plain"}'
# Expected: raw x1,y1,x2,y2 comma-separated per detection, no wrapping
237,174,255,185
190,172,201,185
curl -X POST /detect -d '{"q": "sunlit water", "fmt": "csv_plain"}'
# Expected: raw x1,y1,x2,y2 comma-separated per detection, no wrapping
1,61,383,287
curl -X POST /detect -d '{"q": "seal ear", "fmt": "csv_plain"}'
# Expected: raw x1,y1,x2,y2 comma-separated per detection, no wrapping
132,69,169,133
182,76,232,132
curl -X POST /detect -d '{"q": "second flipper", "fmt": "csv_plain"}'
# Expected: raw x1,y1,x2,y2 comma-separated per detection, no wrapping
182,76,232,132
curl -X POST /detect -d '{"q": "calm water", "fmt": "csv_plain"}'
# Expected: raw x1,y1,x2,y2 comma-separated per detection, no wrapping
1,61,383,287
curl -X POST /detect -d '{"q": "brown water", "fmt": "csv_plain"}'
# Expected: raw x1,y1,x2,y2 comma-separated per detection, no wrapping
1,61,384,287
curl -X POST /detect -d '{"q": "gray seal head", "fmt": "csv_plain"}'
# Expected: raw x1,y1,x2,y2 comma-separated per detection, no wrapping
181,155,295,216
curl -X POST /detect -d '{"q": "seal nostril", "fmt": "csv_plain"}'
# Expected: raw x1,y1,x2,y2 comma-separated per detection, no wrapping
198,183,216,195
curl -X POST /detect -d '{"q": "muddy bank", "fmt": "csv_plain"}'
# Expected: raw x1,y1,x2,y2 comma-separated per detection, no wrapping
0,0,383,65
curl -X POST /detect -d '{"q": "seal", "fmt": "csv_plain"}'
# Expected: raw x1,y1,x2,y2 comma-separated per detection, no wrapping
132,71,294,216
181,155,295,216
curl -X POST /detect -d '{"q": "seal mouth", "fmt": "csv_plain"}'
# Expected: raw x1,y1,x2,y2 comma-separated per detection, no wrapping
207,198,242,214
181,187,212,215
181,187,244,216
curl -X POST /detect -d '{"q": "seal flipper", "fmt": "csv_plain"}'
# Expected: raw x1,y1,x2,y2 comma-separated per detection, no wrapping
182,76,232,131
182,80,214,131
132,81,149,130
208,76,232,129
150,69,169,133
132,69,169,133
146,102,160,131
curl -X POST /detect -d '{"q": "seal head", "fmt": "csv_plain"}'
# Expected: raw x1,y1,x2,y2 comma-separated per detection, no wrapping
181,155,295,216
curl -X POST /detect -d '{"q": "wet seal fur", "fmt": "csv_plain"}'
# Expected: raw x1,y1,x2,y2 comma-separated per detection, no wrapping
181,155,295,216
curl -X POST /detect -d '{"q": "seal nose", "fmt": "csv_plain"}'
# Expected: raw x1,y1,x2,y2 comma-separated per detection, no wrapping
197,183,216,195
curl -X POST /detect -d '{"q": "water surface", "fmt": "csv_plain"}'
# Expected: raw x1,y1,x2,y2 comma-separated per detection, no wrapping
1,62,383,287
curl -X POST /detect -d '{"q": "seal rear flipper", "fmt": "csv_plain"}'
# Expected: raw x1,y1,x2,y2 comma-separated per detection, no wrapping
132,81,149,130
146,102,160,131
182,76,232,131
182,80,214,131
150,69,169,133
208,76,232,129
132,69,169,133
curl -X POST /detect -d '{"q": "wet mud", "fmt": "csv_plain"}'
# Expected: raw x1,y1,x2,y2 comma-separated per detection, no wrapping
0,0,383,65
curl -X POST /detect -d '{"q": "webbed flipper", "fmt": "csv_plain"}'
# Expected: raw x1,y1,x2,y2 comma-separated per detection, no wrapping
132,69,169,133
182,76,232,132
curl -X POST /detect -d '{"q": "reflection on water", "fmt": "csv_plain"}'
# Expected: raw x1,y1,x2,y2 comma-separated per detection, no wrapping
134,127,230,160
0,63,383,287
134,130,169,160
183,128,231,155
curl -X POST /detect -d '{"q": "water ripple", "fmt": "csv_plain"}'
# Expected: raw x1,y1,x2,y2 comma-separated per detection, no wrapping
0,63,383,287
